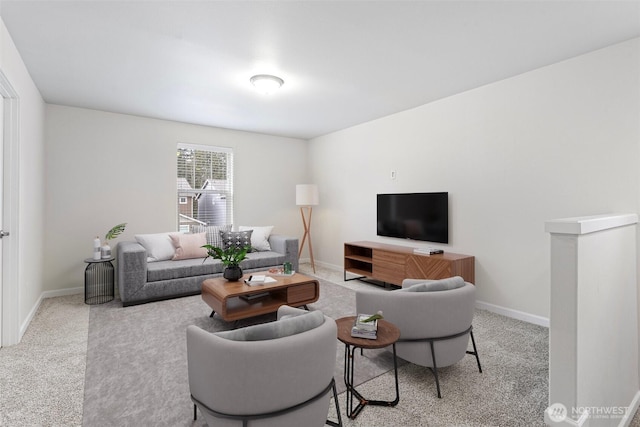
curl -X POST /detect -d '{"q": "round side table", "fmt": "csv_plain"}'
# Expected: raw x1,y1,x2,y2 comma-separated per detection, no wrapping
83,257,115,305
336,316,401,420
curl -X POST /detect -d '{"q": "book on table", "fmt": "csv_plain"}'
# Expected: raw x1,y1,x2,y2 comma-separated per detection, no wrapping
240,292,270,302
244,275,277,286
351,314,378,339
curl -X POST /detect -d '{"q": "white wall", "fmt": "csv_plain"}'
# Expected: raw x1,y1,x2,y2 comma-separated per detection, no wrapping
44,106,307,292
308,38,640,322
0,18,46,342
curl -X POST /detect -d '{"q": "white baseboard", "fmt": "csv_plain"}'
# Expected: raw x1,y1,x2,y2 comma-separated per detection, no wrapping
544,390,640,426
42,286,84,298
19,286,84,341
19,294,43,341
475,300,549,327
620,390,640,427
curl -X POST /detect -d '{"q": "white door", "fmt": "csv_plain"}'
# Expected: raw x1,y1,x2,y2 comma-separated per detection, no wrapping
0,98,4,347
0,72,17,347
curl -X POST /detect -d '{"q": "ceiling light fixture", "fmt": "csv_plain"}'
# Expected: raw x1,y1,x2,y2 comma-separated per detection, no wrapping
250,74,284,94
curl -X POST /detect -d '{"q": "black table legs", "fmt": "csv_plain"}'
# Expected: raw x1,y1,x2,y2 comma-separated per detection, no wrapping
343,343,399,419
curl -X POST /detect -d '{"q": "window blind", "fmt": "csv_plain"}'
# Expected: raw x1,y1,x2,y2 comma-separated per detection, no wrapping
177,143,233,232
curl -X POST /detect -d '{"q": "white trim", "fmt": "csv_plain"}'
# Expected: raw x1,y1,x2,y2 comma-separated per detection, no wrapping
619,391,640,427
177,142,233,153
0,71,19,347
545,213,638,235
475,300,549,327
19,294,42,341
19,287,84,340
42,287,84,298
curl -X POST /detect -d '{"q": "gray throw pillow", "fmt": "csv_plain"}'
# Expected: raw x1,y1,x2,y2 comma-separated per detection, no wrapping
220,230,253,251
215,310,325,341
191,224,232,248
405,276,465,292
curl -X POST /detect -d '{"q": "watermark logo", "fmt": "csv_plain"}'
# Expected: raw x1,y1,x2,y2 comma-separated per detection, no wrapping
547,403,568,423
546,403,628,423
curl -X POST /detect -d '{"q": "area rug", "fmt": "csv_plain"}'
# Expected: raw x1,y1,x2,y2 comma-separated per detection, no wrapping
82,277,397,426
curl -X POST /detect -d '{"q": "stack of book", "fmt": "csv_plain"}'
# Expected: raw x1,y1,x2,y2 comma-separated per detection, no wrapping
240,292,269,302
351,314,378,339
244,275,277,286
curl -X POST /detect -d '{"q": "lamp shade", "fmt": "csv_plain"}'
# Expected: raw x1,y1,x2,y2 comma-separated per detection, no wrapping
296,184,319,206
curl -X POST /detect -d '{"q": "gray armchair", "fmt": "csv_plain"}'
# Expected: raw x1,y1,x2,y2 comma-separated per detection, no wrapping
356,276,482,398
186,306,342,426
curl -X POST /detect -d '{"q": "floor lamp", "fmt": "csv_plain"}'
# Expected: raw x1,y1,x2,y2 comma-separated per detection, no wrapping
296,184,319,273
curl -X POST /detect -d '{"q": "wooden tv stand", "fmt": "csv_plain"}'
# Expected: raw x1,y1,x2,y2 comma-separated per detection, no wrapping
344,241,474,286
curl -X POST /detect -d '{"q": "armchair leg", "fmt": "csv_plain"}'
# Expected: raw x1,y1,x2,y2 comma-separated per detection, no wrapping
326,380,343,427
413,326,480,399
466,330,483,373
193,403,197,421
429,340,442,398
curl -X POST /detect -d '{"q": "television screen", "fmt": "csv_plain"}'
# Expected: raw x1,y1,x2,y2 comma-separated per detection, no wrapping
377,192,448,243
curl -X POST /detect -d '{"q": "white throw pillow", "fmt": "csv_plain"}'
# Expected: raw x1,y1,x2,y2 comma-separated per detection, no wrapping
238,225,274,251
134,232,175,262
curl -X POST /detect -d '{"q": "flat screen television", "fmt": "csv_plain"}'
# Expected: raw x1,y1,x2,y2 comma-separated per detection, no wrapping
377,192,449,243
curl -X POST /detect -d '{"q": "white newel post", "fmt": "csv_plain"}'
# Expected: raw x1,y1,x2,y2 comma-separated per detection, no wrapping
545,214,640,427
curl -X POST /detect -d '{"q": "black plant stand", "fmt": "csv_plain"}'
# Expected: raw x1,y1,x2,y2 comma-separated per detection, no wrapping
84,257,115,304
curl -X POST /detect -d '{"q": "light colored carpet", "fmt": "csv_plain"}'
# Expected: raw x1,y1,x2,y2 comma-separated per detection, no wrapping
82,277,397,426
5,264,624,426
0,293,88,426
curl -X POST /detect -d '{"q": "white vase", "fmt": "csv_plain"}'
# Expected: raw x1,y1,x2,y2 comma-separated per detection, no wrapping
93,237,101,260
101,243,111,259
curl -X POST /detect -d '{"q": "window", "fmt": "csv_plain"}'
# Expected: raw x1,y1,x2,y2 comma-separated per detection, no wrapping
177,143,233,231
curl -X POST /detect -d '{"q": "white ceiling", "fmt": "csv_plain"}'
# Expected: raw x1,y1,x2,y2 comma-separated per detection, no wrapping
1,1,639,139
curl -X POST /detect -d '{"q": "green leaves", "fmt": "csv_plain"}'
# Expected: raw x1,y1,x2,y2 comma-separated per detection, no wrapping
105,223,127,241
201,244,250,266
361,311,384,323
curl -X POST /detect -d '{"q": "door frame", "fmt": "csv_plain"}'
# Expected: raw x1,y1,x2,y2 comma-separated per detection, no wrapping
0,71,20,347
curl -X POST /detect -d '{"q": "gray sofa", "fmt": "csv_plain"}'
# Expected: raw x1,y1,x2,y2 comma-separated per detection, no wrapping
117,235,299,306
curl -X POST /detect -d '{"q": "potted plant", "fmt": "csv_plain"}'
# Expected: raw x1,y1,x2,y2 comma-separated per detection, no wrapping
202,244,250,281
98,223,127,259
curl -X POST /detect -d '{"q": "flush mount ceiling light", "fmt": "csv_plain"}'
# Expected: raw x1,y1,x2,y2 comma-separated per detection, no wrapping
250,74,284,94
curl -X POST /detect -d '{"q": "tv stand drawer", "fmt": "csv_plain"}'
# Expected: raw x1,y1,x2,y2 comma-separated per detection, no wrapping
373,250,406,265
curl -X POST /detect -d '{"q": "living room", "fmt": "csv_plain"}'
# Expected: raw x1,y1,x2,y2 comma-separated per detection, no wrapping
0,1,639,426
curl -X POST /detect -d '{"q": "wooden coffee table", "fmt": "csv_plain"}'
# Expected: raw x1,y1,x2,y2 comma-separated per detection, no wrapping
201,272,320,321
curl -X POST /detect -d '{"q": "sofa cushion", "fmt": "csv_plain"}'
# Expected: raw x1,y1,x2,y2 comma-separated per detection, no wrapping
221,230,253,250
239,225,274,251
215,310,325,341
146,257,224,282
135,233,175,262
405,276,466,292
192,224,232,248
170,232,208,260
145,251,285,282
243,251,286,270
